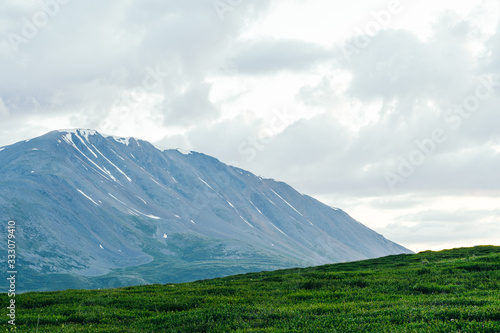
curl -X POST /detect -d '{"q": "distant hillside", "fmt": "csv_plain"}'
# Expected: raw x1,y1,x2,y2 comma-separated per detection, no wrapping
4,246,500,332
0,129,411,292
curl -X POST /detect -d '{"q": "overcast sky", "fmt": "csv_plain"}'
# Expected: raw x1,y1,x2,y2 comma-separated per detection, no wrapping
1,0,499,252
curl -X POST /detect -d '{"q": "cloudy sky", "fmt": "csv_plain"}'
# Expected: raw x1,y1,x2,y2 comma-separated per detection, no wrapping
1,0,499,252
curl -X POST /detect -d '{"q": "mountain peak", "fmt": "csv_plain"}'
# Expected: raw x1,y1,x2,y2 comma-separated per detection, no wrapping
56,128,136,147
55,128,193,154
57,128,99,136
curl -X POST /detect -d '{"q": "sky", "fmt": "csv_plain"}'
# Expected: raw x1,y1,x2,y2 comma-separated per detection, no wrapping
1,0,499,252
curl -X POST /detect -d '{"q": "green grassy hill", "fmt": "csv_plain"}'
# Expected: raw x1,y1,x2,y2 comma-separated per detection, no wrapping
3,246,500,332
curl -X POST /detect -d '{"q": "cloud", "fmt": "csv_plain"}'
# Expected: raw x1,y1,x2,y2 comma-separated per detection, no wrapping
383,206,500,250
0,98,9,117
230,38,332,74
281,16,500,197
164,81,219,126
296,75,340,108
342,28,474,102
187,115,264,165
396,208,500,224
0,0,272,129
367,196,424,210
176,12,500,203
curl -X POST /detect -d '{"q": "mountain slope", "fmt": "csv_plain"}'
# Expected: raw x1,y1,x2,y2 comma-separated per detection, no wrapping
0,129,411,291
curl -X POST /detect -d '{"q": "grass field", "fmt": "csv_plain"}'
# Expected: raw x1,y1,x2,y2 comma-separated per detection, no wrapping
2,245,500,332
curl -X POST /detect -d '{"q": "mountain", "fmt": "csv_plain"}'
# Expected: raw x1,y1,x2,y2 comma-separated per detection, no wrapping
0,129,412,292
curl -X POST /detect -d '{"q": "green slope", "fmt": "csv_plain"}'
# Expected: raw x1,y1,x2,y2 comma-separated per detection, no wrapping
2,246,500,332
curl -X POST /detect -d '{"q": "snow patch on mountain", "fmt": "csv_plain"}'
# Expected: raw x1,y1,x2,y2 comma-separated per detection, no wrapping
112,137,131,146
77,189,99,206
58,129,97,140
176,148,192,155
92,144,132,182
62,133,118,182
271,189,304,217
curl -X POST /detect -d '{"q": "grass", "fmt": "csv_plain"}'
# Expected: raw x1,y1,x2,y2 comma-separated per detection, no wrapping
2,245,500,332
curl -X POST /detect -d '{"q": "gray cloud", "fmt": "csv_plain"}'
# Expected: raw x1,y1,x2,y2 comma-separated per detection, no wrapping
0,0,272,128
165,81,219,126
344,28,474,102
230,38,332,74
296,75,340,108
187,115,264,165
